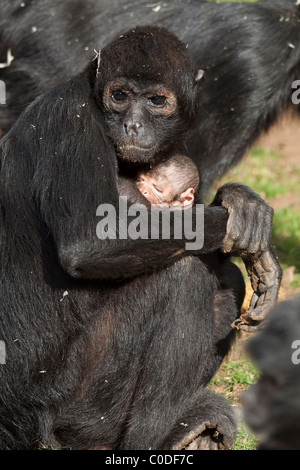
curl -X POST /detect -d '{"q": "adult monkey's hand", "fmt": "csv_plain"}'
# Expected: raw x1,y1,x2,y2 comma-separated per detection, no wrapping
234,247,282,332
211,183,282,331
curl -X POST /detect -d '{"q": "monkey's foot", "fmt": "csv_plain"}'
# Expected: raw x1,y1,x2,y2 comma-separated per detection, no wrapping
170,421,229,450
160,390,236,450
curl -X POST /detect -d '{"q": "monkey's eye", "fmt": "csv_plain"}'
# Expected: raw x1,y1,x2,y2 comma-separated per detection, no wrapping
153,184,163,193
111,91,128,103
149,96,166,107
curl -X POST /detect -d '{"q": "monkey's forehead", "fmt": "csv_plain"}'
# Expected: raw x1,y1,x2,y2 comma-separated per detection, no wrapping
103,26,191,60
100,30,196,88
101,60,192,87
104,77,177,95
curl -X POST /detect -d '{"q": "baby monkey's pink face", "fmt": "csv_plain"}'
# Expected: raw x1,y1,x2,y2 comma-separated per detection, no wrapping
136,172,169,206
136,166,195,208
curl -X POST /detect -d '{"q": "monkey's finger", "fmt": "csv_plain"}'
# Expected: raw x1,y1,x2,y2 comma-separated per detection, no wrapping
247,306,268,322
231,318,263,332
246,206,273,254
249,292,259,309
242,247,282,319
247,285,279,322
222,235,236,253
222,207,240,253
238,322,263,333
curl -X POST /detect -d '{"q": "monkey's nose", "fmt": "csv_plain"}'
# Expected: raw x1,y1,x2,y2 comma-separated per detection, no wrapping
124,120,143,136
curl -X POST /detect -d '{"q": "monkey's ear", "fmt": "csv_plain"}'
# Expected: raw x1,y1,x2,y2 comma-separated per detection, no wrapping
195,69,204,82
179,188,195,207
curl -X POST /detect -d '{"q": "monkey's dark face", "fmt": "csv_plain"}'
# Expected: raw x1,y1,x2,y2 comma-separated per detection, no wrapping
102,78,181,163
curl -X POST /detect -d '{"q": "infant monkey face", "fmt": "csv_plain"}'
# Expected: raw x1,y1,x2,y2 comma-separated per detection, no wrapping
136,171,195,209
136,173,169,205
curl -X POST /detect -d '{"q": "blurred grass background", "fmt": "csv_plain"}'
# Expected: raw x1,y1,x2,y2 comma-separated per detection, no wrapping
204,0,300,450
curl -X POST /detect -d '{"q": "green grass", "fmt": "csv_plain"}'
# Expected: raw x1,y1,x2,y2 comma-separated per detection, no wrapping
273,208,300,274
209,356,260,449
232,425,259,450
210,355,259,404
219,147,299,200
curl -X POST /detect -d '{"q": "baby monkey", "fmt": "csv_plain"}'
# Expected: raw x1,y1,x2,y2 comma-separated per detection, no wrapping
136,154,200,209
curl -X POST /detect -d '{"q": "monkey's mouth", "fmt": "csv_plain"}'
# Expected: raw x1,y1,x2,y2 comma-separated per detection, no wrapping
117,143,157,162
119,144,156,151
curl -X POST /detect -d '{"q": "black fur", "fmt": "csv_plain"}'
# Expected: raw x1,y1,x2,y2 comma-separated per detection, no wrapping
1,0,300,191
0,4,284,450
244,297,300,450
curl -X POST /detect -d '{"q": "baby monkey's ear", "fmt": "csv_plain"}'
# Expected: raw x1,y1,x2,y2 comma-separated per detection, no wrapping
195,70,204,82
179,188,195,207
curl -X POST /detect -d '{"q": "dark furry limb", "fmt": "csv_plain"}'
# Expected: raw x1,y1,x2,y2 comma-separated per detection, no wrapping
243,297,300,450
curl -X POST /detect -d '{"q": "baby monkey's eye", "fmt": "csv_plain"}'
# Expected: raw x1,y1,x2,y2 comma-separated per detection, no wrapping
149,96,166,107
153,184,163,193
111,91,128,103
